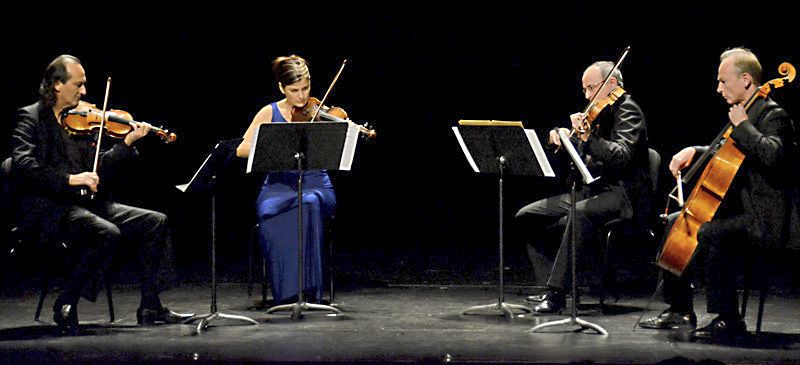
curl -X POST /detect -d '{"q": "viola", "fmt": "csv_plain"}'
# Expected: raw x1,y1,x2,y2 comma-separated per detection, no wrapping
575,87,627,139
61,106,177,143
291,97,377,139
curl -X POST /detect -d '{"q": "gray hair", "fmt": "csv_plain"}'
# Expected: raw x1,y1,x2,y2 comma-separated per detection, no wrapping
589,61,624,88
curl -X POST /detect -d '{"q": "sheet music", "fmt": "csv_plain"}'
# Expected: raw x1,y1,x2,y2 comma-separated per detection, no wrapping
452,126,480,173
557,129,598,184
245,124,260,174
524,129,555,177
176,143,217,192
339,122,360,171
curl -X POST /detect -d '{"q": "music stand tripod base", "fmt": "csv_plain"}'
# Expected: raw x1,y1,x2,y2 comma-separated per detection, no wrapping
462,302,531,318
185,311,260,335
530,317,608,335
266,301,343,320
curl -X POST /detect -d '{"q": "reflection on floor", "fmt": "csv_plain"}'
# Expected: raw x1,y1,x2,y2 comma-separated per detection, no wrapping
0,283,798,364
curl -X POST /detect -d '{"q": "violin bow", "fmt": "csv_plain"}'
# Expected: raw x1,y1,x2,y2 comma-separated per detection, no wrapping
86,76,112,199
310,59,348,122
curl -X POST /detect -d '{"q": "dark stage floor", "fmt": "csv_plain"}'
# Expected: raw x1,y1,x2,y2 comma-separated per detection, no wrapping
0,283,798,364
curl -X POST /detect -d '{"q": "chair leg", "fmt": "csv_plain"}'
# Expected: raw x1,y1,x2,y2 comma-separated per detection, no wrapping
34,276,50,322
329,229,335,304
104,273,114,323
261,256,268,305
599,227,613,311
756,277,768,335
741,259,752,320
247,225,258,297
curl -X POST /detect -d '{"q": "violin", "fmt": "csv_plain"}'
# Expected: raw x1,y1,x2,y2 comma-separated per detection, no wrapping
61,105,177,143
291,96,348,121
291,97,377,139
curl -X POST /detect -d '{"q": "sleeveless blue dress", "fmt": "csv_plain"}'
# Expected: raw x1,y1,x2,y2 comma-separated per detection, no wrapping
256,102,336,303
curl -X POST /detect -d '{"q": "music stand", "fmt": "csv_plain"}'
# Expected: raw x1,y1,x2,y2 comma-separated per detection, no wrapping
453,120,555,318
178,138,259,334
529,129,607,335
247,121,360,320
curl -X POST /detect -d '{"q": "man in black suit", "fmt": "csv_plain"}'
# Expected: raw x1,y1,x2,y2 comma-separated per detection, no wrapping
639,48,798,339
10,55,192,334
515,61,651,314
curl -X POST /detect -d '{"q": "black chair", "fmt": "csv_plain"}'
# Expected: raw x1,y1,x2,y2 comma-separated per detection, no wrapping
1,157,114,323
598,148,661,309
247,214,338,307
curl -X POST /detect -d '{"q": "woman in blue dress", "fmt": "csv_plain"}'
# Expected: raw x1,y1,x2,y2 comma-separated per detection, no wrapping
236,55,336,304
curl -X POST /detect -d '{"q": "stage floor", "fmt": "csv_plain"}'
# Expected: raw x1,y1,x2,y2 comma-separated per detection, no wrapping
0,283,798,364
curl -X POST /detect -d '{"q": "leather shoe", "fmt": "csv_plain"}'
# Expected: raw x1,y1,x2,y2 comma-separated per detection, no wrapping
53,303,79,335
693,316,747,339
525,293,547,303
638,309,697,329
137,306,195,325
532,291,565,314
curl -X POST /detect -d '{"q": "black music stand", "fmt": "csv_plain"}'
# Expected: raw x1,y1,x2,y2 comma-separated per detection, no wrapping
529,129,607,335
453,120,555,318
178,138,259,334
247,121,360,320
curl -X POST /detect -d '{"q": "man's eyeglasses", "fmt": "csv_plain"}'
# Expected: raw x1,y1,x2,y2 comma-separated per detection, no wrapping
582,81,603,94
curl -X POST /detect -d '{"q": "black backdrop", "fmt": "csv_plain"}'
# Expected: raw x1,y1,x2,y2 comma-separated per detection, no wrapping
2,4,798,286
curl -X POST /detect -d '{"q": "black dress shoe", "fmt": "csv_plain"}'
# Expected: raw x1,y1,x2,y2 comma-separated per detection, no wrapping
638,309,697,329
525,293,547,303
53,303,79,335
137,306,195,325
532,291,565,314
693,316,747,339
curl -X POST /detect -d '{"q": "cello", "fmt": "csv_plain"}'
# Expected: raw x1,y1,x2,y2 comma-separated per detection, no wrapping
656,62,796,276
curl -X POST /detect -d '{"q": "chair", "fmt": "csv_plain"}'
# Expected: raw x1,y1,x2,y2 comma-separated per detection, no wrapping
247,215,338,307
1,157,114,323
598,148,661,309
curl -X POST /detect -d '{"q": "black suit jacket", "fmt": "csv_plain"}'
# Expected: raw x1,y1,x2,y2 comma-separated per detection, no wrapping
9,101,138,239
577,93,652,226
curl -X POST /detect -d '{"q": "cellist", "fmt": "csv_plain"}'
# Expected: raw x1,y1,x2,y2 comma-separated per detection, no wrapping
639,48,797,339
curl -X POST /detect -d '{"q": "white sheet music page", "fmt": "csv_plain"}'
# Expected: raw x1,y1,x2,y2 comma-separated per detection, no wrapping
452,126,480,173
557,129,598,184
246,124,261,174
339,122,360,171
524,129,555,177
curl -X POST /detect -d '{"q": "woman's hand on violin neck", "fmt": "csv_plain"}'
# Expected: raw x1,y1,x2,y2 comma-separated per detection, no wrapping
124,122,152,146
669,147,696,178
69,172,99,192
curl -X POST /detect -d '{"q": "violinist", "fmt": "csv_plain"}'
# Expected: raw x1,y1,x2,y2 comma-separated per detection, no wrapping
639,48,797,339
236,55,336,305
515,61,650,314
9,55,193,335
